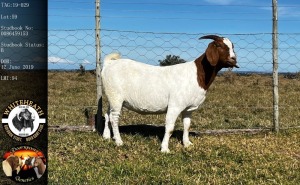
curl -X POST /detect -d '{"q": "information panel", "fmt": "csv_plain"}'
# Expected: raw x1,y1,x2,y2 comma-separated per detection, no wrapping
0,1,47,184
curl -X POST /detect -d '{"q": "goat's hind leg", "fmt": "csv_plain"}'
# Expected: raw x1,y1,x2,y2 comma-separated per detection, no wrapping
103,108,111,140
109,104,123,146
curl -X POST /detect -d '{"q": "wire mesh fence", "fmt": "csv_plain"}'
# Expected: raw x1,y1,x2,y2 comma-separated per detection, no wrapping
48,29,96,70
48,28,300,130
48,29,300,73
101,30,300,73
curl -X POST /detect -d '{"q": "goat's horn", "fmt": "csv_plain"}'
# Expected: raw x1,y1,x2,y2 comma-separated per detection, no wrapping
199,35,222,41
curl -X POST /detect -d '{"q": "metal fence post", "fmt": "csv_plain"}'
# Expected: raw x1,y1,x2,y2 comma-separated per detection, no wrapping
95,0,104,133
272,0,279,132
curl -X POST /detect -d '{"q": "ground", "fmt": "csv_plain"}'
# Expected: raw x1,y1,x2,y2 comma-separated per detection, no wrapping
47,71,300,184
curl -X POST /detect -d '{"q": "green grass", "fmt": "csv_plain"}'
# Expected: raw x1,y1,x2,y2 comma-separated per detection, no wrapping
47,71,300,184
48,130,300,184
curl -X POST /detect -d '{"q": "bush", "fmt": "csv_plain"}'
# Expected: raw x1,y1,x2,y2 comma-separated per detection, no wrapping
159,55,186,66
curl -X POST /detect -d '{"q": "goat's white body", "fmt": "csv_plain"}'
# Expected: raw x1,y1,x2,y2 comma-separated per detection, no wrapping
102,56,206,114
101,36,238,152
102,53,206,152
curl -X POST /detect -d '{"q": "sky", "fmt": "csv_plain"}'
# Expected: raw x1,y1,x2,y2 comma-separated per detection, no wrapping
48,0,300,33
48,0,300,72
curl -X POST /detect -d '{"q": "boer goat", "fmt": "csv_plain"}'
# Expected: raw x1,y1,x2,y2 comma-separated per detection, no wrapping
102,35,238,152
12,109,34,132
25,157,46,178
2,155,22,177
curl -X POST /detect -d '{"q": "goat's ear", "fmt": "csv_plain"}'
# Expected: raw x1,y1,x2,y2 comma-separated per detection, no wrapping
205,42,219,66
2,160,13,176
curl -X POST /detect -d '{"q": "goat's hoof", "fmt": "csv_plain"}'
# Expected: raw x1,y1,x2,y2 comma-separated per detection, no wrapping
103,132,111,140
115,140,124,146
183,141,193,148
103,135,111,140
161,148,170,153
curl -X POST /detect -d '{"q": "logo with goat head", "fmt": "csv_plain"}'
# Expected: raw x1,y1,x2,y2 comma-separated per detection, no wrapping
2,145,47,183
2,100,46,142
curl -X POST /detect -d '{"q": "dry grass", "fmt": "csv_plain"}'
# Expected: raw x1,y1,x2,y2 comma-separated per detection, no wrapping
47,71,300,184
48,71,300,129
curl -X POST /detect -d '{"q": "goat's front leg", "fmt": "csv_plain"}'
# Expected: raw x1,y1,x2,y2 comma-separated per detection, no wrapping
182,111,193,148
161,108,181,153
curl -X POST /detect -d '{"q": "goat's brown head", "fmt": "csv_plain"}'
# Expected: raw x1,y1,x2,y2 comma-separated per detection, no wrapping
2,155,22,176
200,35,239,68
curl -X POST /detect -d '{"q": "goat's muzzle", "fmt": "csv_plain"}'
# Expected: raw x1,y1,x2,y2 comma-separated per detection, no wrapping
227,57,239,68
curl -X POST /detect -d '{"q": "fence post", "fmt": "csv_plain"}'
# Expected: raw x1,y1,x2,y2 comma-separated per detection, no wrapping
272,0,279,132
95,0,104,133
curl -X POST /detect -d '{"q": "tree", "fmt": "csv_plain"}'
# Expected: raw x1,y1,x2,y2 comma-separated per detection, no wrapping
159,55,186,66
79,64,85,75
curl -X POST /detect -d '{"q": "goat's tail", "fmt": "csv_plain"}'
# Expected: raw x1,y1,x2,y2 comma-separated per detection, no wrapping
104,53,121,63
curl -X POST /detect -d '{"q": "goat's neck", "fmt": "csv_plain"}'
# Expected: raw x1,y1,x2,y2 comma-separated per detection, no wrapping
194,54,221,90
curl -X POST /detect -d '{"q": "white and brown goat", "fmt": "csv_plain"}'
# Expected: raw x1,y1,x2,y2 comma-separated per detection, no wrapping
101,35,239,152
2,155,22,177
24,157,46,178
